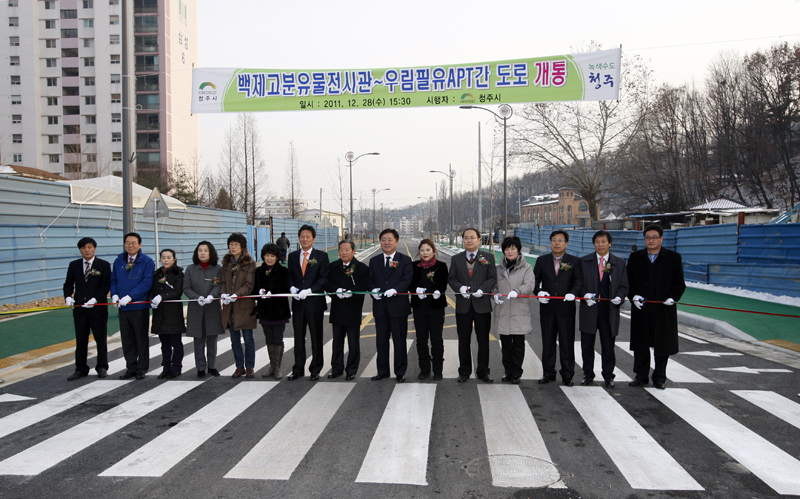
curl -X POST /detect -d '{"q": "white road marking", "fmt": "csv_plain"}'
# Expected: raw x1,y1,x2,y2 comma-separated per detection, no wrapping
360,339,414,378
678,332,708,344
220,345,268,376
732,390,800,430
618,343,712,383
304,338,334,375
678,351,742,357
442,339,462,378
0,394,35,403
711,366,792,374
571,341,632,382
147,337,233,375
521,340,543,380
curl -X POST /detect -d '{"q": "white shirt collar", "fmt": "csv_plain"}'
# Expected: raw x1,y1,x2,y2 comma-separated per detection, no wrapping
84,257,95,266
383,251,396,260
596,252,609,264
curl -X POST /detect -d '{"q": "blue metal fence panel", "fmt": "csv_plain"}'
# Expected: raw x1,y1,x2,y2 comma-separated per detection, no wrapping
708,263,800,298
676,224,739,263
683,261,709,284
738,223,800,265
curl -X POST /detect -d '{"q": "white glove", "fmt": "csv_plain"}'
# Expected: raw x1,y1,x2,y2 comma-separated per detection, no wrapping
82,297,97,309
460,286,470,299
150,295,162,309
633,295,645,310
416,287,427,299
290,286,300,301
372,287,382,300
259,288,267,297
343,290,353,298
112,295,119,308
538,291,550,304
221,293,231,305
336,287,346,299
432,290,441,299
507,290,518,300
65,297,75,307
473,289,484,298
264,291,272,298
384,288,397,298
118,295,132,307
583,293,596,307
197,296,207,306
564,293,576,302
493,294,504,305
204,295,214,305
664,298,675,306
229,293,238,302
611,296,623,306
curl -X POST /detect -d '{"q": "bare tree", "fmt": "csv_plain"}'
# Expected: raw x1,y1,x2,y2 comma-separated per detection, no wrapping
218,121,239,211
326,156,349,223
284,141,303,218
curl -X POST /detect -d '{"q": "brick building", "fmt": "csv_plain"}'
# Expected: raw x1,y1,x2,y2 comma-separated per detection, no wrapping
521,187,596,227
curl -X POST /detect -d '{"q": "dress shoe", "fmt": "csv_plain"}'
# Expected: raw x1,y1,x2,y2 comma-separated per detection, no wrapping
345,374,356,381
245,368,254,378
157,369,170,379
96,368,107,378
197,370,206,378
563,379,573,387
604,379,615,388
371,374,389,381
208,369,220,377
457,375,469,383
232,367,245,379
537,376,556,384
166,371,181,379
480,375,494,384
67,371,88,381
396,375,405,382
418,371,430,380
501,375,512,383
580,377,594,386
629,378,649,387
119,371,135,380
309,374,320,381
135,372,146,380
511,377,521,384
653,381,665,390
327,372,342,379
287,373,302,381
433,373,443,381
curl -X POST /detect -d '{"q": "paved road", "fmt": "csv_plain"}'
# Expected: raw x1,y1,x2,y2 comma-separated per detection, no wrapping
0,240,798,499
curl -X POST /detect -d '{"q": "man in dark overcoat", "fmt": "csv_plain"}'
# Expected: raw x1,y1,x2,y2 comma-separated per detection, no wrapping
627,223,686,389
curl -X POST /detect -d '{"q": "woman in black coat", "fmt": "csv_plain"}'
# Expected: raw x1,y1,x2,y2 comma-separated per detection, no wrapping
410,238,449,380
253,243,291,379
149,248,186,379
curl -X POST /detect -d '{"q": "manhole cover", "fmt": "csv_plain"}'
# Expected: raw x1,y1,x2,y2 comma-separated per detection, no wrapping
465,455,561,488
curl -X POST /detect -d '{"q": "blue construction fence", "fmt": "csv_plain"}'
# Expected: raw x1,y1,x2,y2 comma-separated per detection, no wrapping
514,223,800,298
246,223,339,257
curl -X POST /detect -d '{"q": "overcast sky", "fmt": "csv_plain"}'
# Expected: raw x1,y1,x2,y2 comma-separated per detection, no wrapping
195,0,800,215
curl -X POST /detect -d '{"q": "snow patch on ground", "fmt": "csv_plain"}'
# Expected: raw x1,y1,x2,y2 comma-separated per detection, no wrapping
686,281,800,308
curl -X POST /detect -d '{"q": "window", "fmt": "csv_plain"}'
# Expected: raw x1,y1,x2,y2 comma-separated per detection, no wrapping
84,57,94,67
85,153,96,162
134,35,158,52
109,15,119,25
61,10,78,19
46,58,58,67
83,19,93,28
62,67,79,77
110,74,120,84
578,202,588,212
9,0,19,6
84,77,95,86
11,75,20,85
45,39,57,48
110,34,119,44
111,113,121,123
135,74,158,91
13,154,22,163
9,36,19,46
49,154,60,163
45,20,56,29
85,115,96,124
47,77,58,86
62,48,78,57
64,124,81,134
84,95,95,105
136,132,159,149
64,143,81,153
44,1,56,9
83,0,94,8
9,17,18,27
10,56,20,66
48,116,59,125
12,134,22,144
62,86,79,95
137,152,160,168
135,55,158,72
134,15,157,32
83,38,94,48
61,29,78,38
109,0,120,4
111,132,121,142
47,96,59,105
110,54,120,65
111,93,120,103
11,95,21,104
63,106,80,115
134,0,158,13
136,93,159,110
136,113,158,129
65,163,81,173
112,152,122,162
85,134,96,143
49,135,60,144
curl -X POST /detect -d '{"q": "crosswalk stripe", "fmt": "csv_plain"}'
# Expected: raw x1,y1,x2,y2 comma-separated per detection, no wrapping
0,381,202,476
108,342,164,375
442,339,461,378
0,381,130,440
648,387,800,495
225,383,354,480
99,382,277,477
355,384,436,485
618,343,712,383
571,341,632,382
521,340,543,380
360,340,414,378
220,345,268,376
562,386,703,490
479,384,564,487
146,338,233,376
732,390,800,431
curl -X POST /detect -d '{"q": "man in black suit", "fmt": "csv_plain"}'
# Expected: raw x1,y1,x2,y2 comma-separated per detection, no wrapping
578,230,629,388
63,237,111,380
533,230,583,386
627,224,686,390
324,239,369,380
368,228,413,382
448,228,497,383
287,224,330,381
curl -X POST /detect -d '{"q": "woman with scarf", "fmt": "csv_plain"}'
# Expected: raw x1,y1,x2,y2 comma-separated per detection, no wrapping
149,248,186,379
410,238,448,380
183,241,223,378
253,243,291,379
220,233,258,379
492,236,535,383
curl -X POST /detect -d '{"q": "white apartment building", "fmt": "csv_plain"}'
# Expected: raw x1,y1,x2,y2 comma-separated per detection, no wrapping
264,197,309,219
397,216,423,236
1,0,197,179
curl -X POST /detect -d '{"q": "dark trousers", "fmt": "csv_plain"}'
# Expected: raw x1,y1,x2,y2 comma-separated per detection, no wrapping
581,314,616,381
413,308,444,374
331,323,360,376
499,334,525,378
119,308,150,374
375,314,408,377
73,309,108,374
159,334,184,372
455,304,491,378
633,347,670,384
261,324,286,346
291,307,324,376
540,307,575,381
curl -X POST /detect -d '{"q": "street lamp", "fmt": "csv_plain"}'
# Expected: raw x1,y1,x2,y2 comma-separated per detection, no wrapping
430,165,456,247
460,104,513,239
372,187,390,243
345,151,380,239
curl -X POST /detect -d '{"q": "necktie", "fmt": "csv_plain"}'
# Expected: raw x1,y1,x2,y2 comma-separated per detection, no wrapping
554,256,561,276
302,252,308,276
649,253,657,263
599,256,605,281
385,256,390,268
84,261,91,282
467,253,475,264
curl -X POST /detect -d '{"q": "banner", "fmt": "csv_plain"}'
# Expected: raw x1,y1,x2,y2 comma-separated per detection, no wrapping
191,48,621,114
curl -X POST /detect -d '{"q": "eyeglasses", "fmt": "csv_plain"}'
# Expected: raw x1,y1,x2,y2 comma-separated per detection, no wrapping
463,236,478,240
645,236,662,241
551,239,566,243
